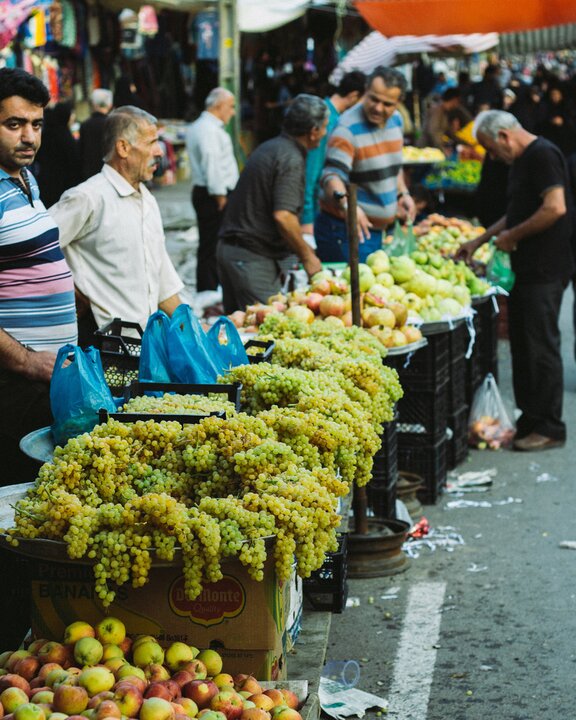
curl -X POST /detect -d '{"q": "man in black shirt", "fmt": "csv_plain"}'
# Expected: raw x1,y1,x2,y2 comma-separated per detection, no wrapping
78,88,113,180
458,110,573,451
217,94,327,313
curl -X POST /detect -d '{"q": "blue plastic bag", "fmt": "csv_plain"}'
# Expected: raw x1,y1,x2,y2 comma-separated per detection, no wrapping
167,304,220,383
139,310,173,383
206,316,249,373
50,345,117,446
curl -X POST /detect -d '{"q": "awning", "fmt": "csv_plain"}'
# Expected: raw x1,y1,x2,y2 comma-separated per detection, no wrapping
330,31,499,83
354,0,576,36
238,0,330,33
499,23,576,54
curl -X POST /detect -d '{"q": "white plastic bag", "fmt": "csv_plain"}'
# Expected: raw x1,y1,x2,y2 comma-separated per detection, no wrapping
468,373,515,449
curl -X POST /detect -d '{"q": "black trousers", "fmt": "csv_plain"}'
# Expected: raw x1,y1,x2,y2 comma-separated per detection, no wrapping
508,280,566,441
192,186,225,292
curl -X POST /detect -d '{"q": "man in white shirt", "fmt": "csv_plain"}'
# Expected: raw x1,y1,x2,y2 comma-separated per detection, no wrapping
186,87,239,292
50,105,184,344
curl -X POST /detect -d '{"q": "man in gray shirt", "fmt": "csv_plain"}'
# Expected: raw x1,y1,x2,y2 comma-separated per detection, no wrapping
217,94,328,313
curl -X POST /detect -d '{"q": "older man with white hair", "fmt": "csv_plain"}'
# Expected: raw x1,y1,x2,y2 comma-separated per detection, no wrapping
186,87,239,292
78,88,113,180
458,110,573,452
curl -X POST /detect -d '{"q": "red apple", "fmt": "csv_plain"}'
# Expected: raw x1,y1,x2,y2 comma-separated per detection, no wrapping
95,699,121,720
114,674,147,693
117,637,132,657
37,663,63,681
262,690,284,707
210,690,244,720
181,680,218,709
241,709,271,720
88,691,115,709
305,292,324,314
5,653,32,673
38,643,68,667
0,675,31,696
234,678,262,697
52,685,89,715
179,661,207,681
278,690,299,710
27,681,45,692
169,671,194,689
144,664,170,683
197,711,226,720
112,683,143,717
248,696,274,712
144,683,172,703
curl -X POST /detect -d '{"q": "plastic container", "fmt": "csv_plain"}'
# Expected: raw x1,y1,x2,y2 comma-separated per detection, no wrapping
321,660,361,688
244,339,275,364
383,331,449,391
92,318,143,394
395,380,448,440
124,381,242,411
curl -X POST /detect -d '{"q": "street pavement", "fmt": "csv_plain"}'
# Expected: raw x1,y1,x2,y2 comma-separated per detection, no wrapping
327,291,576,720
153,181,576,720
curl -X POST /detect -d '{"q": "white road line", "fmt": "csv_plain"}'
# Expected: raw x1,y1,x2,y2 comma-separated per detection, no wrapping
387,581,447,719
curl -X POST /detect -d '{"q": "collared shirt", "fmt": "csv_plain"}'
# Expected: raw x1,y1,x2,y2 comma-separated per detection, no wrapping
302,97,339,225
185,111,239,196
219,133,307,259
50,164,183,331
320,103,404,230
0,168,77,351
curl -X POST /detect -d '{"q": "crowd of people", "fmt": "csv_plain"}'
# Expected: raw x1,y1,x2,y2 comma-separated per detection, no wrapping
1,55,576,486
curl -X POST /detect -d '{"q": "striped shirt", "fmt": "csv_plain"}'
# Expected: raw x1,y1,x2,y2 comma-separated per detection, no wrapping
0,168,77,351
320,103,404,229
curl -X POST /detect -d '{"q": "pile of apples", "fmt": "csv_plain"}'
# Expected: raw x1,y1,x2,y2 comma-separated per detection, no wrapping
228,250,423,349
0,618,302,720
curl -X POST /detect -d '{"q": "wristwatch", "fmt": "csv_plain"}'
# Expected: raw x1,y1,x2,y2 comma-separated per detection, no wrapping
397,190,410,200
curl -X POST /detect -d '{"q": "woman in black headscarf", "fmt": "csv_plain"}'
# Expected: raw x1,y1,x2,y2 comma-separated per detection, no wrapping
35,101,81,208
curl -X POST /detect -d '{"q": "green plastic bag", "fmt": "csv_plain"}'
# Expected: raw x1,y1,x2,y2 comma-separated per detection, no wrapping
486,238,515,292
387,220,417,257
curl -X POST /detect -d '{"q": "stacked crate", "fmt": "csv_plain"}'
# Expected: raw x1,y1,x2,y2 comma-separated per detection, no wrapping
384,332,450,504
446,322,470,469
366,415,398,519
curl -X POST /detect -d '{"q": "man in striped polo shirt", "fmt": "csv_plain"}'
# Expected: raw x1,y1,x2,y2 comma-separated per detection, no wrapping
316,66,416,262
0,68,77,485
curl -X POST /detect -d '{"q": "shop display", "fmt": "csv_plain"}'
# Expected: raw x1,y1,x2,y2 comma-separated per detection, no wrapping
402,146,446,164
423,160,482,191
413,214,491,265
2,332,401,609
0,617,305,720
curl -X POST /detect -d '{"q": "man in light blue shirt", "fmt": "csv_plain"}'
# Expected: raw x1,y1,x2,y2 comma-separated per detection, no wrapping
300,71,366,242
186,88,239,291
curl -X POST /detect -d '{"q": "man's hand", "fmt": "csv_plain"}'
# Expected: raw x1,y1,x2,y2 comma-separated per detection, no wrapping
398,193,417,223
301,253,323,278
495,229,517,253
22,350,59,383
455,236,484,264
356,206,373,243
215,195,227,212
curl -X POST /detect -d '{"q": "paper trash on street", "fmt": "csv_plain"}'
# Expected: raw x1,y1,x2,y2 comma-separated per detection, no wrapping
445,468,497,493
319,678,388,719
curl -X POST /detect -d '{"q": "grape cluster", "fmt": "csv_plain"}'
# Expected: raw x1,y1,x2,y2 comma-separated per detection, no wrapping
4,321,402,603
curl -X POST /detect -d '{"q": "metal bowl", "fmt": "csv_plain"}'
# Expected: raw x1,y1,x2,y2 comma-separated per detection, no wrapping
19,427,55,464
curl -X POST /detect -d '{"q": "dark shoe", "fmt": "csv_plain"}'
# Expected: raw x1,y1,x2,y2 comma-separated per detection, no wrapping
513,433,565,452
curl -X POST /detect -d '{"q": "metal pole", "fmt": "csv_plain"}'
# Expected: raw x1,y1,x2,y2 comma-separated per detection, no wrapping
346,183,368,535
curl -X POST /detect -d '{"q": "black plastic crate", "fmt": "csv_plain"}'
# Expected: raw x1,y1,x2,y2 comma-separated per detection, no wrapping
396,380,448,439
371,417,398,488
397,434,447,504
244,339,275,364
465,348,484,407
384,331,450,391
303,533,348,613
448,355,467,415
447,404,470,470
367,478,397,519
124,381,243,411
474,296,499,382
93,318,143,394
449,321,469,363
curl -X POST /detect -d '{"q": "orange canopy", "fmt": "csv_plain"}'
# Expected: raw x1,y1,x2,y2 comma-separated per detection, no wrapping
355,0,576,36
